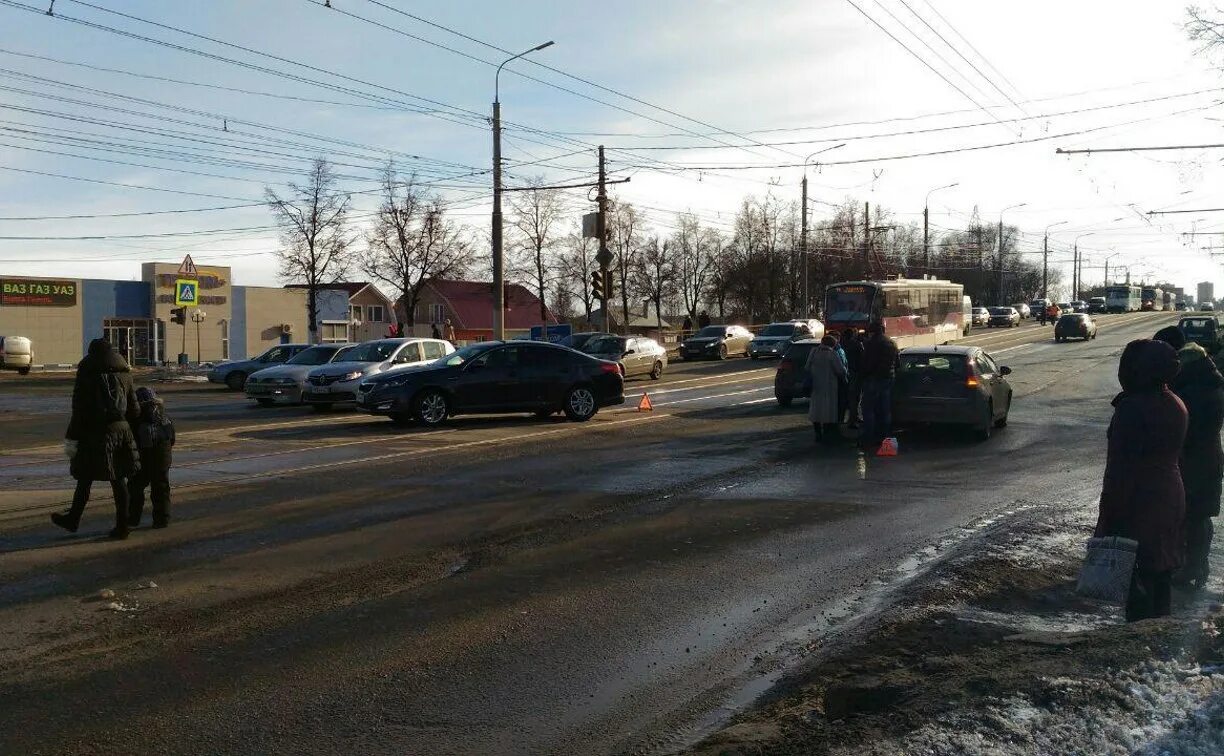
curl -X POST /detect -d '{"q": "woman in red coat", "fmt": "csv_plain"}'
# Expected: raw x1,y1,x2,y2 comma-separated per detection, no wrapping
1094,339,1187,621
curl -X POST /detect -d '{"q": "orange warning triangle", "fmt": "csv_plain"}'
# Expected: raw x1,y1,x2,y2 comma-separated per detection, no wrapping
637,392,653,411
876,437,898,457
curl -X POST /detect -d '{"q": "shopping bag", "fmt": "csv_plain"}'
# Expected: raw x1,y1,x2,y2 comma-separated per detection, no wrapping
1075,536,1138,604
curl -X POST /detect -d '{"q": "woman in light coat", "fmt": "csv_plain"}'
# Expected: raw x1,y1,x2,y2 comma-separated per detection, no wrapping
806,335,848,443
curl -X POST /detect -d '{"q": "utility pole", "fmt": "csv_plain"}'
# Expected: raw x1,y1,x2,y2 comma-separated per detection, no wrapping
996,216,1006,304
491,96,505,341
800,174,809,314
862,201,870,278
922,204,929,272
1042,233,1049,300
596,146,612,334
1072,243,1078,301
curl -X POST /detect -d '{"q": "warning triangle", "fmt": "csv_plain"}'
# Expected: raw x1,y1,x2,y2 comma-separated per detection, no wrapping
177,254,199,277
637,392,653,412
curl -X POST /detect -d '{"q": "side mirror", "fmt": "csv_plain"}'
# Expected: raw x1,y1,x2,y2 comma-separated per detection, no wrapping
1000,366,1012,376
624,349,636,355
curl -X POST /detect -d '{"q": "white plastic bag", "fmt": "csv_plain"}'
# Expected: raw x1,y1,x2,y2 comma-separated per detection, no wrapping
1075,536,1138,604
63,439,78,460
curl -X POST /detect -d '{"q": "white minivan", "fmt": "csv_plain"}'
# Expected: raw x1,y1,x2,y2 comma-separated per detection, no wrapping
0,336,32,375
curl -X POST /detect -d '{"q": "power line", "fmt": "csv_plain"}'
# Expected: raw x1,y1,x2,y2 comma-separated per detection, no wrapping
916,0,1025,102
0,202,265,221
870,0,997,105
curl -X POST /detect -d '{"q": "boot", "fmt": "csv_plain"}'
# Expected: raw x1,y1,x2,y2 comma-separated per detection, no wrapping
108,526,130,540
51,512,79,533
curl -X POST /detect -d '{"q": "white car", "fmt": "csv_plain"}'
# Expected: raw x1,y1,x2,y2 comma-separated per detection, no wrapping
971,307,990,327
245,343,357,406
303,338,454,409
0,336,32,375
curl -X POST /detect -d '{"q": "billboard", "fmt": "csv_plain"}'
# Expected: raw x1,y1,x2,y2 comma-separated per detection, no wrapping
0,278,78,307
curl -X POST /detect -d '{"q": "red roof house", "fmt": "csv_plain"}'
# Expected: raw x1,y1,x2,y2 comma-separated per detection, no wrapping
400,280,557,340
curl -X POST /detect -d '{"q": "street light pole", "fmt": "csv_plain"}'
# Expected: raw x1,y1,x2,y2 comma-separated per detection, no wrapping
996,203,1026,303
1042,220,1068,300
1073,232,1095,301
923,182,958,273
799,144,845,316
492,40,554,341
1103,251,1118,286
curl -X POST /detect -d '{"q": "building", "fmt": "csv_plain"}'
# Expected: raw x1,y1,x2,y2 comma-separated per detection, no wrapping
284,282,396,343
587,300,673,338
0,263,308,366
400,279,556,341
1198,281,1215,308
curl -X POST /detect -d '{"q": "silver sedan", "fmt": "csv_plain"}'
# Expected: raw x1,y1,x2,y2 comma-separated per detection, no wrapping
245,344,357,406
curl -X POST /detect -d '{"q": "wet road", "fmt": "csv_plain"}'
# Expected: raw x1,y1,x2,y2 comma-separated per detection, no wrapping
0,312,1180,755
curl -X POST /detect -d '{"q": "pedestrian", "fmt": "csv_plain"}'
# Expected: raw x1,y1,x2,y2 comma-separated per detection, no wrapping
682,315,693,338
127,387,176,530
841,329,865,428
51,338,141,539
444,318,457,343
431,322,441,340
805,334,847,444
698,310,711,329
1093,339,1187,622
858,321,899,450
1155,325,1223,589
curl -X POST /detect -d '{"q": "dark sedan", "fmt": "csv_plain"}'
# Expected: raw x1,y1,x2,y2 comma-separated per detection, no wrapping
355,341,625,427
773,339,820,407
680,324,753,360
986,307,1020,328
1054,313,1097,342
892,346,1013,441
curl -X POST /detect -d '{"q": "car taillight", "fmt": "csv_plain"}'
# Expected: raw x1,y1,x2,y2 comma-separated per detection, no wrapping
600,363,621,375
780,359,794,371
965,375,980,388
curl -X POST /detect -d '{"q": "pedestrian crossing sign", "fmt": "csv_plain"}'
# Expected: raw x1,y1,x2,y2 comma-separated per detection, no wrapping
175,279,199,307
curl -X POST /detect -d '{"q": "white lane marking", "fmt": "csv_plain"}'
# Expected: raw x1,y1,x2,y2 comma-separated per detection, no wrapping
653,387,770,406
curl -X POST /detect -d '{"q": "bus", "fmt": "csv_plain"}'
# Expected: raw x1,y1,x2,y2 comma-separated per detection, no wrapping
1141,287,1164,311
1105,285,1141,313
823,276,966,348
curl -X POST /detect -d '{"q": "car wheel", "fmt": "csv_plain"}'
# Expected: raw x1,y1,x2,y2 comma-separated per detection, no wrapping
718,344,728,360
750,354,759,361
311,403,333,412
776,393,793,408
414,389,449,427
256,398,275,407
225,372,247,391
563,385,598,422
976,402,994,441
649,361,663,380
17,367,30,376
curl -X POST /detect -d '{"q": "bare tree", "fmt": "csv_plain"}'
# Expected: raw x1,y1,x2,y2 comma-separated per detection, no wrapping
266,158,354,343
550,278,575,322
673,212,714,321
361,164,472,331
609,199,643,331
630,235,677,331
563,228,597,322
510,181,565,323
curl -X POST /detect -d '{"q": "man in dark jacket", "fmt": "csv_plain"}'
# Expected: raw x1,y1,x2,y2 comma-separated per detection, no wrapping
1094,339,1187,621
128,387,176,530
698,311,711,329
1156,325,1224,587
840,329,865,427
52,338,141,539
858,321,899,449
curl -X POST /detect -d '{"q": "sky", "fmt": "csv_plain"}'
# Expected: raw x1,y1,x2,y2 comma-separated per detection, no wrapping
1,0,1223,299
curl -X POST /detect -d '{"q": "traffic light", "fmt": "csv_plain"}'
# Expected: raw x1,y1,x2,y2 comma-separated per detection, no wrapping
591,271,604,301
170,307,186,325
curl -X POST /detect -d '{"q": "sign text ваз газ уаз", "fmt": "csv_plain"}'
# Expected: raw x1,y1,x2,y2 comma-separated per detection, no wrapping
0,278,78,307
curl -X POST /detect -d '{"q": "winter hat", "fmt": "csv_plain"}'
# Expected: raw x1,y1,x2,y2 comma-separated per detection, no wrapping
1153,325,1186,350
136,387,157,403
1118,339,1179,393
87,338,113,357
1178,342,1209,366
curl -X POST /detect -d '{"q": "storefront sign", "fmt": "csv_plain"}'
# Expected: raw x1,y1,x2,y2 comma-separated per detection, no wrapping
0,278,77,307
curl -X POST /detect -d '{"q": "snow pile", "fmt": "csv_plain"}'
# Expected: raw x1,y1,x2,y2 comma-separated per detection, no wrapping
858,660,1224,755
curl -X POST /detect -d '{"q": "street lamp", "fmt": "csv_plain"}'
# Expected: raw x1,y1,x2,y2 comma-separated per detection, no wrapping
491,40,554,341
1042,220,1068,300
799,144,846,315
995,203,1026,303
923,182,958,271
1103,251,1119,286
190,309,206,365
1073,232,1095,299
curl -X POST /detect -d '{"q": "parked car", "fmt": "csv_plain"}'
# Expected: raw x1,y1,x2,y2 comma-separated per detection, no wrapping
892,345,1013,441
207,343,311,391
773,339,821,407
1011,303,1031,319
1087,296,1108,314
558,332,611,351
356,341,625,426
986,307,1020,328
1180,316,1222,353
1054,313,1098,342
0,336,32,375
303,338,454,410
582,334,667,379
971,307,990,327
244,343,357,406
679,324,753,360
750,322,817,360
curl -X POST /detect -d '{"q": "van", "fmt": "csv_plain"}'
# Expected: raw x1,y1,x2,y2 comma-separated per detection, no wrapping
962,296,973,336
0,336,33,375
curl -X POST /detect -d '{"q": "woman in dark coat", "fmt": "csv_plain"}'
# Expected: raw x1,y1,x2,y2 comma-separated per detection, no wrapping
1094,339,1187,621
1171,342,1224,586
51,338,141,539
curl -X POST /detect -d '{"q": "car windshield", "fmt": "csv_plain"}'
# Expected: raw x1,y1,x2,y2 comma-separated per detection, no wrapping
1181,318,1215,333
1058,315,1082,323
340,341,400,363
441,343,496,366
287,346,343,366
695,326,725,337
973,308,988,314
899,353,967,376
584,336,626,353
988,308,1011,315
760,324,795,337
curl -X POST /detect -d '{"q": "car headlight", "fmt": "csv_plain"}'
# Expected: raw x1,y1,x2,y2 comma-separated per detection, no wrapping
341,370,363,381
274,377,297,385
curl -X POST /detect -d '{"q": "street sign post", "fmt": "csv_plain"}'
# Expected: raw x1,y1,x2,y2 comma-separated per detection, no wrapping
175,279,199,307
530,323,572,343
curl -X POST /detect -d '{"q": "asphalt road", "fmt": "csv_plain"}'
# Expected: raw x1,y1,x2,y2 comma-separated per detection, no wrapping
0,311,1182,755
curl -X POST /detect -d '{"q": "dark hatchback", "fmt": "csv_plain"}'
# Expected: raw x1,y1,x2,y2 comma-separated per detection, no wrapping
1054,313,1097,341
892,346,1012,440
355,341,625,426
773,339,820,407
